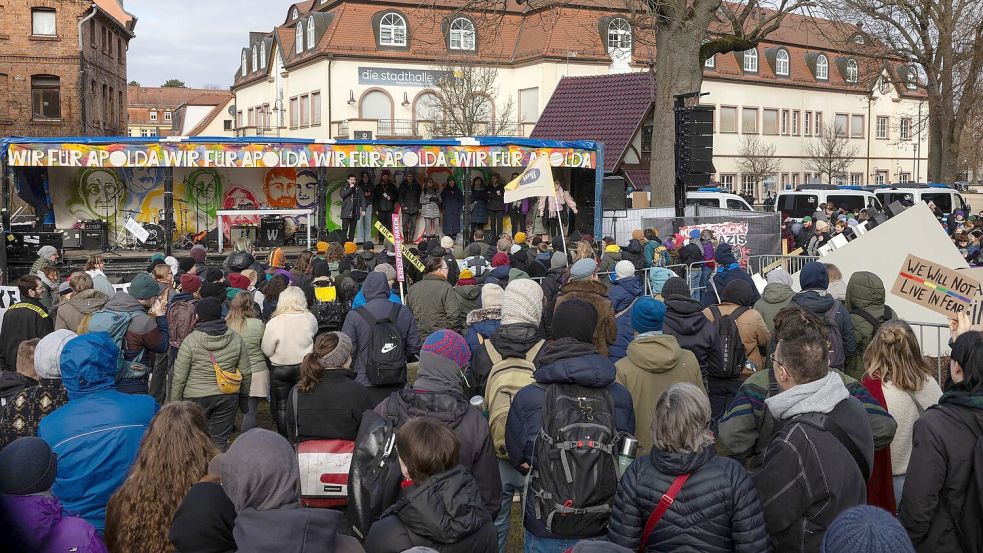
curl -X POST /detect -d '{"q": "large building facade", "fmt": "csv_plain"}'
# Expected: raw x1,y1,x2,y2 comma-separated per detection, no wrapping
0,0,135,137
230,0,927,197
126,86,233,137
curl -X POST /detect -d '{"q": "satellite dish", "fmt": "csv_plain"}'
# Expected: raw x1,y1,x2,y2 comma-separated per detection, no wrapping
228,104,236,116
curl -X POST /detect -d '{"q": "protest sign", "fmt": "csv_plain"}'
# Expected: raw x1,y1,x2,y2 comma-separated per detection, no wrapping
891,254,981,317
392,214,405,283
373,220,425,273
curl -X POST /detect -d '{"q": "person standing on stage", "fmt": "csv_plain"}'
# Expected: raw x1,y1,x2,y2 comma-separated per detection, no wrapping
398,170,422,243
339,173,364,243
441,177,464,241
487,173,506,239
420,177,442,241
356,171,375,243
375,170,397,240
470,176,489,243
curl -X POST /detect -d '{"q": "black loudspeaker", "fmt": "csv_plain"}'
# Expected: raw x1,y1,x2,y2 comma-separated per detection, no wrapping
602,176,627,211
61,229,82,249
6,232,63,257
259,217,285,247
82,229,106,250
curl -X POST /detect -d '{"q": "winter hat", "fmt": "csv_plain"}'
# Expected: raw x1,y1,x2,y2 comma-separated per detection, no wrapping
311,259,331,278
178,257,195,273
373,263,396,282
802,216,813,223
615,260,636,280
165,256,180,276
34,329,77,379
816,220,831,232
630,297,667,333
766,267,794,287
342,242,356,255
492,252,510,267
228,273,249,290
821,506,915,553
552,299,597,343
510,244,522,255
190,245,207,263
569,258,597,281
689,229,701,240
501,279,544,326
180,274,202,294
203,267,225,283
196,297,223,322
318,332,353,368
37,245,58,260
269,247,286,268
421,330,471,369
440,236,455,249
316,241,329,254
467,243,482,256
459,268,474,280
514,232,527,244
274,268,293,284
661,277,690,298
552,235,565,253
57,281,72,295
550,251,568,270
200,281,228,302
481,283,504,308
0,437,58,495
129,273,164,300
509,268,530,282
362,241,375,251
649,267,676,295
604,244,620,254
800,261,830,290
721,280,755,307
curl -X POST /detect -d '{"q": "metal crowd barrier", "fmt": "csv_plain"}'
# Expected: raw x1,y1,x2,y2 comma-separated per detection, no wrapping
747,254,821,276
907,321,951,384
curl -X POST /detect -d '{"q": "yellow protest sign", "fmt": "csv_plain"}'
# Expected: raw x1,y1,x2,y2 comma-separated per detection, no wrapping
374,221,426,273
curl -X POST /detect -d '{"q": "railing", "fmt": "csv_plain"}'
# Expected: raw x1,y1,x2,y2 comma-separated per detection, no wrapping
908,321,951,385
378,119,418,137
747,254,821,276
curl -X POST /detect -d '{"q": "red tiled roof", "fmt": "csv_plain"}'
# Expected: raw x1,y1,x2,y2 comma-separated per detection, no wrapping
128,86,225,108
530,72,654,172
95,0,135,30
624,169,650,190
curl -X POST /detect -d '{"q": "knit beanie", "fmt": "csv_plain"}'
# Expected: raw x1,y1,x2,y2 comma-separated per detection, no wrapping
421,330,471,369
190,244,207,263
661,277,690,298
551,251,568,270
202,267,225,283
374,263,396,282
481,283,504,308
492,252,510,267
510,244,522,255
318,332,353,368
196,297,223,322
689,229,701,240
344,242,357,255
649,267,675,295
569,258,596,281
501,279,544,326
821,506,915,553
459,268,474,280
604,244,620,254
269,247,286,268
228,273,249,290
441,236,455,249
129,273,164,300
312,259,331,278
165,256,180,276
631,297,667,333
200,281,227,303
509,268,530,282
615,260,636,280
178,257,195,273
0,437,58,495
180,274,202,294
316,241,329,254
514,232,527,244
552,299,597,343
37,245,58,260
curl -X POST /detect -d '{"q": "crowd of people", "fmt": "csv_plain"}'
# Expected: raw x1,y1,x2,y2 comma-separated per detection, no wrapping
0,224,981,553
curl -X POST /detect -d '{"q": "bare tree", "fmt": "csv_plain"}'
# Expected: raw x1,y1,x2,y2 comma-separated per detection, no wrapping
421,60,517,138
805,124,860,183
737,135,781,193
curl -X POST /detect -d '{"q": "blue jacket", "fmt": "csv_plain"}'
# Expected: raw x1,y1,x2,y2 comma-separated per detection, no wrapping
38,333,158,531
351,288,402,310
505,338,635,538
702,244,760,307
464,308,502,358
607,276,644,363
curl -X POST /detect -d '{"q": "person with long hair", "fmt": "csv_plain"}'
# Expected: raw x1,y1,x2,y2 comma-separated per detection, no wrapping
259,273,289,320
900,321,983,552
104,402,219,553
290,251,313,287
325,242,350,275
863,320,942,511
262,286,317,436
84,254,114,297
286,332,371,443
227,292,268,433
469,175,488,243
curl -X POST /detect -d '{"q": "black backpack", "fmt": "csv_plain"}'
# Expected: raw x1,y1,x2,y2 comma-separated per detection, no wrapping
709,305,749,378
528,383,620,537
347,403,401,539
356,304,407,386
851,306,894,351
310,278,346,335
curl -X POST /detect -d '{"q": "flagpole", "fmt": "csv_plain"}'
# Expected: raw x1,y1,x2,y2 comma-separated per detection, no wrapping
552,182,570,264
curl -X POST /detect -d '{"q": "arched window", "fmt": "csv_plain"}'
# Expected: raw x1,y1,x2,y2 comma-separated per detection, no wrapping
816,54,829,80
449,18,475,50
296,22,304,53
607,18,632,51
360,90,393,121
743,48,758,72
307,16,315,49
846,58,858,83
415,92,442,122
705,54,715,68
241,52,247,76
907,67,918,89
291,7,299,20
251,46,258,72
380,13,407,46
775,49,789,76
260,42,267,69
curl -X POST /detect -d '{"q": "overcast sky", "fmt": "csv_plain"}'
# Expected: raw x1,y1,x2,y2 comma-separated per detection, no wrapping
126,0,290,89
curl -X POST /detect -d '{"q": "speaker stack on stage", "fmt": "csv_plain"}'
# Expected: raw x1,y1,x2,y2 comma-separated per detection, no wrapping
259,216,285,247
81,220,107,250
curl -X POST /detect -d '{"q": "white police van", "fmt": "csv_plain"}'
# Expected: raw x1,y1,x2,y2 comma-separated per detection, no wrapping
873,183,970,214
686,187,754,211
774,185,883,220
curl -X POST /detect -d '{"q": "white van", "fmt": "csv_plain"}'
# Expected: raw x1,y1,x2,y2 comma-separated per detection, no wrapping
873,183,971,214
774,185,883,220
686,188,754,211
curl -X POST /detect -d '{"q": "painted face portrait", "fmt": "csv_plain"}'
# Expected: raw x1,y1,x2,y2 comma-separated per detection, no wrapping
295,169,318,209
185,169,222,213
80,168,126,218
122,167,163,197
264,168,298,208
222,186,261,235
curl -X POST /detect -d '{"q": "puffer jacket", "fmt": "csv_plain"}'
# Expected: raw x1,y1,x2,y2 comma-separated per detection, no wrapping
407,274,465,335
663,295,720,382
464,308,502,358
2,494,108,553
703,244,760,307
172,323,252,399
54,289,109,332
234,317,266,391
540,267,567,304
844,271,896,381
791,289,857,366
363,466,496,553
470,323,544,390
505,338,635,538
608,446,769,553
754,283,794,334
38,333,158,531
608,276,644,363
551,280,617,357
455,285,482,315
623,239,646,271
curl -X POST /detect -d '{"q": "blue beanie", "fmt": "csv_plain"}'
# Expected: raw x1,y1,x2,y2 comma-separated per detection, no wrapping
821,506,915,553
630,297,666,333
689,229,701,239
800,261,830,290
649,267,675,295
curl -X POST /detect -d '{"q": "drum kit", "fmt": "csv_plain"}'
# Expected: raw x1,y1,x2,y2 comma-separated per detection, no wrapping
113,199,193,252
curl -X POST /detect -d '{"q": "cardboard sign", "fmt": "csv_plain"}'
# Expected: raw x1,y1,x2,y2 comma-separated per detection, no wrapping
891,254,981,317
391,214,405,283
373,220,425,273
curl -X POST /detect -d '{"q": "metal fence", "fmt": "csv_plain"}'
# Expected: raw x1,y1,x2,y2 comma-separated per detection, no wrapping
746,254,821,276
908,321,951,385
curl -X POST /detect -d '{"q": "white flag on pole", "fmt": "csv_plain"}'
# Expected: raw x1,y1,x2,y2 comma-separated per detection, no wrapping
504,154,555,203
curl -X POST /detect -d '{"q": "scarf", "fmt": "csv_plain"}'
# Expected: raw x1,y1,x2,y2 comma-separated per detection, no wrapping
197,318,228,336
765,371,850,420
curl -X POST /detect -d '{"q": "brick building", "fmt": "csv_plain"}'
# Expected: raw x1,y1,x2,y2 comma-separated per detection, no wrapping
127,86,232,137
0,0,136,137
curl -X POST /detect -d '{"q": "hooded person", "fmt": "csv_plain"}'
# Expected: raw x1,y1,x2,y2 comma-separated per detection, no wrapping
702,243,760,307
598,241,623,278
168,469,237,553
661,276,720,388
374,330,502,517
219,428,361,553
54,273,109,333
506,298,635,548
843,271,897,381
754,267,796,333
791,262,856,369
622,238,645,271
547,258,617,357
608,260,645,364
464,283,504,357
539,251,569,305
0,437,108,553
614,298,703,455
38,333,158,531
351,263,402,309
0,330,74,447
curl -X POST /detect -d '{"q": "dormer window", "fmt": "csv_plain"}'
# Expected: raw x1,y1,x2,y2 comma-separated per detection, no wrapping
878,76,890,94
853,34,865,45
846,58,858,83
380,13,407,47
907,67,918,89
816,54,829,80
776,49,789,76
252,46,258,72
449,17,476,51
260,42,267,69
291,7,299,20
150,110,157,121
241,52,247,76
296,22,304,53
307,16,315,49
607,18,632,51
743,48,758,72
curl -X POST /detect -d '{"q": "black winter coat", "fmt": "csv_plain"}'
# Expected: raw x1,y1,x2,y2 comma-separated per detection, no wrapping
363,466,496,553
608,446,770,553
540,267,567,305
340,182,364,220
376,182,398,213
0,298,53,372
662,295,720,383
286,369,373,443
486,184,506,211
399,181,423,214
678,243,704,268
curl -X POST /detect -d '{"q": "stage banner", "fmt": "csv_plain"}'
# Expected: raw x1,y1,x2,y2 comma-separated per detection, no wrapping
641,209,781,268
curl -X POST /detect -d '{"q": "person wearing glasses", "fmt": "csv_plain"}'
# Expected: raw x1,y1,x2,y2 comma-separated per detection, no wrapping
0,275,54,374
